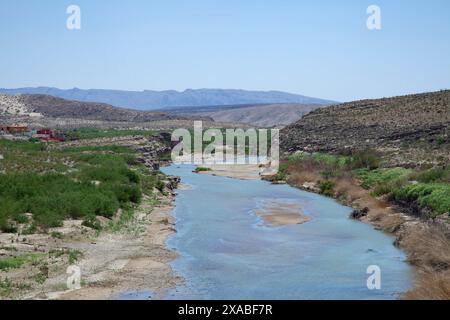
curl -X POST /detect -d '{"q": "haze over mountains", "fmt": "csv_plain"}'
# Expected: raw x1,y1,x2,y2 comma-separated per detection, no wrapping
0,87,336,111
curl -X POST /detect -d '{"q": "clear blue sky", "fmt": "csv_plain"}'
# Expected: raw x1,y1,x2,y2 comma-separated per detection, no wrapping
1,0,449,102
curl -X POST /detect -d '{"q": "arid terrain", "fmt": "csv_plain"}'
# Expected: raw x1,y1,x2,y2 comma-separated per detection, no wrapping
0,94,246,130
281,90,450,167
164,103,325,127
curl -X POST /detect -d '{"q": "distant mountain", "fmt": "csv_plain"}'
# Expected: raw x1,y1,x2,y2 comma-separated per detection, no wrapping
0,87,336,110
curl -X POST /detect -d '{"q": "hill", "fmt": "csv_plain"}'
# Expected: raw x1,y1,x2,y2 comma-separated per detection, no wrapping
0,94,179,122
0,94,223,130
281,90,450,167
165,103,323,127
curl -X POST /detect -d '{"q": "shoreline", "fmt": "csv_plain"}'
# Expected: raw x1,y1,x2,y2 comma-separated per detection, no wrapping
198,162,439,299
275,168,450,299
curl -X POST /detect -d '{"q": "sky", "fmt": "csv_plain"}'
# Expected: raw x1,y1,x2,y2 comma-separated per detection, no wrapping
0,0,449,102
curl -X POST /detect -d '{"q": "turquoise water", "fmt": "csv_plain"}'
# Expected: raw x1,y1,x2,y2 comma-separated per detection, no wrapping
161,165,412,300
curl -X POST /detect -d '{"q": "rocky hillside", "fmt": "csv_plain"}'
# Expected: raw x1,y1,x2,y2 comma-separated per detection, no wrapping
167,103,323,127
0,94,180,122
281,90,450,167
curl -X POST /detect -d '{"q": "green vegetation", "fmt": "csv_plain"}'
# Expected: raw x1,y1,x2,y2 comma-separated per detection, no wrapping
0,278,31,298
275,163,289,181
394,184,450,217
319,180,336,197
356,168,412,190
63,128,156,140
283,150,450,219
0,253,45,271
68,250,83,264
0,140,166,232
288,152,350,169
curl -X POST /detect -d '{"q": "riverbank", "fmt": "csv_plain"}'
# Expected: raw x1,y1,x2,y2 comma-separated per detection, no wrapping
198,158,450,299
271,153,450,300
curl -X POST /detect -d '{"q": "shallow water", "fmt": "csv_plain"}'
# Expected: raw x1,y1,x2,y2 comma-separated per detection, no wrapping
161,164,412,300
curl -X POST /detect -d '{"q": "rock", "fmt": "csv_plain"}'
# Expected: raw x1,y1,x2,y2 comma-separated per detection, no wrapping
350,207,370,219
302,182,320,193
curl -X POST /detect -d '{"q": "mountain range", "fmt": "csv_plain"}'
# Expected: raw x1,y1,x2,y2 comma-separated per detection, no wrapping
0,87,336,110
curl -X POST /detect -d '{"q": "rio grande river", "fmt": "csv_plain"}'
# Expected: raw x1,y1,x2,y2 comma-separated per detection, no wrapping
160,164,412,300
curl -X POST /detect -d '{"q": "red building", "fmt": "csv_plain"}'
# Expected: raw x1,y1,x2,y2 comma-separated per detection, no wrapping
34,128,66,142
1,125,29,134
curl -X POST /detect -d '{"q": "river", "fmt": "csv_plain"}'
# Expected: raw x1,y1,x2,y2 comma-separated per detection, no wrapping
160,164,412,300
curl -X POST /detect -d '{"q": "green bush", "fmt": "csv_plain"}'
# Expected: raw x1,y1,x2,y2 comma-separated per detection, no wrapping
356,167,412,190
350,149,381,170
394,183,450,217
319,180,336,197
415,167,449,183
275,163,289,181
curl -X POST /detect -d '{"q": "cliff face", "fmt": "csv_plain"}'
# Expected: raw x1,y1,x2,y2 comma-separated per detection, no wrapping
281,90,450,167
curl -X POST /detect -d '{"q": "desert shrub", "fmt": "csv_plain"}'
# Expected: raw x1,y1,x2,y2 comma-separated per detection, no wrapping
82,215,102,231
155,180,166,192
394,183,450,216
0,253,44,271
372,176,409,197
356,168,412,190
415,167,449,183
319,180,336,197
350,149,381,170
275,163,289,181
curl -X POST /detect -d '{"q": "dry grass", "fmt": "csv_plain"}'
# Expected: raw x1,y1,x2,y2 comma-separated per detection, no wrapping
285,159,323,187
399,224,450,300
404,268,450,300
399,225,450,271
